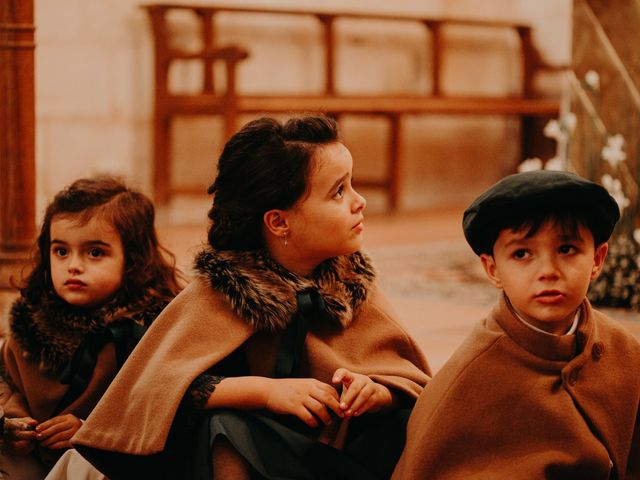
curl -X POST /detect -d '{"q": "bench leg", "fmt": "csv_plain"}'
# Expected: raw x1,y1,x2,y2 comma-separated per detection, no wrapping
153,114,171,205
521,114,556,170
387,113,402,212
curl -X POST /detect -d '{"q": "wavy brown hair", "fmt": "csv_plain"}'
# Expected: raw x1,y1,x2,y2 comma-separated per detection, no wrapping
22,176,183,306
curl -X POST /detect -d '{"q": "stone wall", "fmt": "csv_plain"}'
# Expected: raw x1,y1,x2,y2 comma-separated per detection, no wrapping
34,0,571,215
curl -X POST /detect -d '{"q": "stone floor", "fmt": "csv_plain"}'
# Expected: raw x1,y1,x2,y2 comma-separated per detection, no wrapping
157,204,640,373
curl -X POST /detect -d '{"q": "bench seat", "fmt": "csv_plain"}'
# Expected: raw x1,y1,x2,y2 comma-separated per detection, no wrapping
167,94,560,116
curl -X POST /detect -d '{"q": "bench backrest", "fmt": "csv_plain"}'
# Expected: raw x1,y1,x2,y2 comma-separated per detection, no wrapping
142,3,551,100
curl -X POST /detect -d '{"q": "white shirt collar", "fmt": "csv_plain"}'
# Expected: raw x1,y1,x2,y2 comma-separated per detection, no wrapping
511,306,580,337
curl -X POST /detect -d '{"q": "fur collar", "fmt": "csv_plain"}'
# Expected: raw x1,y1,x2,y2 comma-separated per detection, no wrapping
9,292,168,375
194,249,376,332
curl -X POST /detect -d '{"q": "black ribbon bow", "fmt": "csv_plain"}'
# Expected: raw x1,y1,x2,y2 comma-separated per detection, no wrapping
54,321,147,415
274,289,325,378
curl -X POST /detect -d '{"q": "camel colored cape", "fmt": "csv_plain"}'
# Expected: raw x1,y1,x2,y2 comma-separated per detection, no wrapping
0,294,166,423
393,294,640,480
1,336,118,422
73,251,430,462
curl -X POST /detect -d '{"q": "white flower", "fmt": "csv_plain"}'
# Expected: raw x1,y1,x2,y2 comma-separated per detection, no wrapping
601,134,627,167
544,157,565,171
518,158,543,172
543,119,564,141
634,229,640,245
562,112,577,133
585,70,600,90
601,174,630,213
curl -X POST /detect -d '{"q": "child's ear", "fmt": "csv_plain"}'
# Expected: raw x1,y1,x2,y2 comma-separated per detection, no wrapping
263,209,289,238
480,253,503,289
590,242,609,280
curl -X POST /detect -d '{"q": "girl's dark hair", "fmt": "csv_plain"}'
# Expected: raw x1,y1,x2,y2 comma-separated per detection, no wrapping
23,176,182,304
207,114,340,250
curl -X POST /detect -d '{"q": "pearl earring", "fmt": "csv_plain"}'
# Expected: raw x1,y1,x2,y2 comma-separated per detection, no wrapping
284,233,288,247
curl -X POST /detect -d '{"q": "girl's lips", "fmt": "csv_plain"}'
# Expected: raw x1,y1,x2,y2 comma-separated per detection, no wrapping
65,279,86,289
353,221,364,233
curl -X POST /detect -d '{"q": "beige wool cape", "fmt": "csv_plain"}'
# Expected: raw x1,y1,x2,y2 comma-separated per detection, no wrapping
72,250,431,476
393,294,640,480
0,293,167,479
1,337,118,424
1,294,165,421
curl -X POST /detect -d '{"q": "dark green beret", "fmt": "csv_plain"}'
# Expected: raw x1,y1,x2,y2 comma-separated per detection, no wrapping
463,170,620,255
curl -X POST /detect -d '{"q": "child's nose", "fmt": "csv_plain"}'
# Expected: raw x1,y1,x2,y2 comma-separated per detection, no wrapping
67,254,84,273
352,189,366,213
538,254,560,279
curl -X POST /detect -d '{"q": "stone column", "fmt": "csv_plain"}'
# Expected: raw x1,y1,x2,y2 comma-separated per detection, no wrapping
0,0,36,290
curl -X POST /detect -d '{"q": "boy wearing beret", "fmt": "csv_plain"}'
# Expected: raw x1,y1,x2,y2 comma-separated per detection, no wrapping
393,170,640,480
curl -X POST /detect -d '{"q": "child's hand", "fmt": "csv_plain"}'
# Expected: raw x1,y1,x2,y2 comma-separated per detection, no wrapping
35,413,83,450
265,378,342,428
3,416,38,455
332,368,393,418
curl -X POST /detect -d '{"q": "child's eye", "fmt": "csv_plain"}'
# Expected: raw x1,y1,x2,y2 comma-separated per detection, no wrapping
333,184,344,199
512,249,530,260
52,246,68,257
559,244,577,255
88,248,105,258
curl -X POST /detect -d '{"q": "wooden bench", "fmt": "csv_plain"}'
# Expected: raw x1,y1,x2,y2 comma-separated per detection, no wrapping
143,3,563,209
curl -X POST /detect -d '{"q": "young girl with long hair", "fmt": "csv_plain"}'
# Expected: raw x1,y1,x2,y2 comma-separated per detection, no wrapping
72,115,431,479
0,176,182,479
